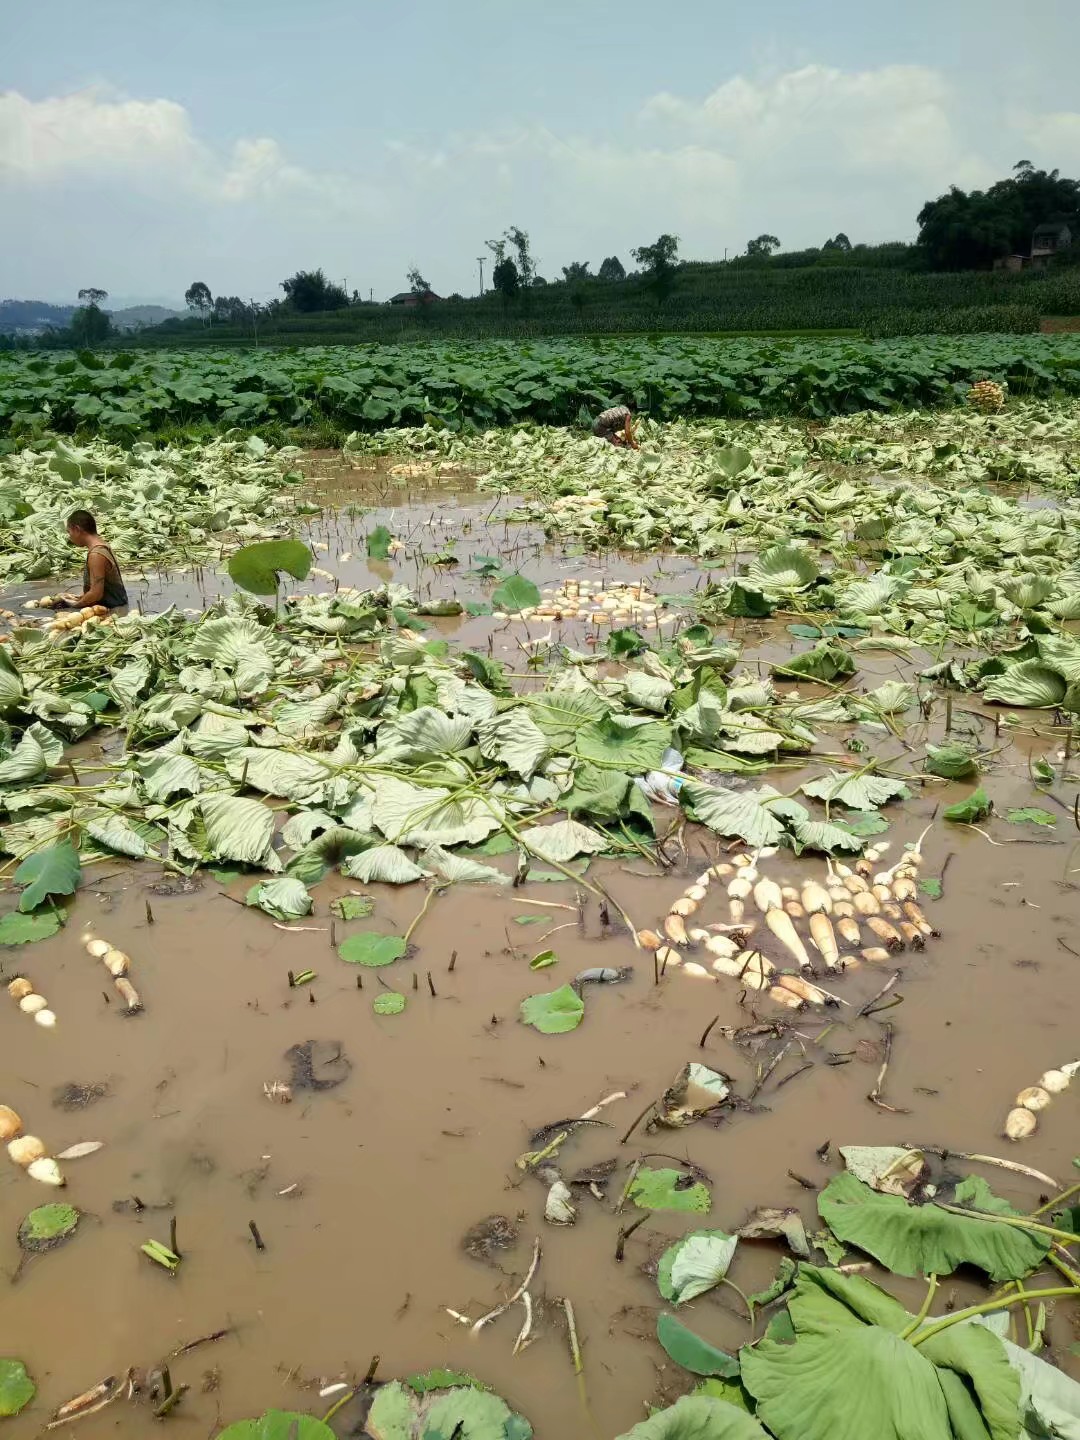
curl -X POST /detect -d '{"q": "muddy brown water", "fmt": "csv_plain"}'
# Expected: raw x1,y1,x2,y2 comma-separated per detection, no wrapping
2,457,1080,1438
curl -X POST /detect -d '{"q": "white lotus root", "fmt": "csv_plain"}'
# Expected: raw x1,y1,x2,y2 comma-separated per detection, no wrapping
0,1105,24,1142
8,976,55,1027
1003,1061,1079,1141
3,1109,65,1184
643,831,938,1007
87,937,142,1012
500,576,664,629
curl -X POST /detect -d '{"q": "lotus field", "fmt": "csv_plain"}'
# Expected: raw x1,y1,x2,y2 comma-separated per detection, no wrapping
2,340,1080,1440
1,333,1080,439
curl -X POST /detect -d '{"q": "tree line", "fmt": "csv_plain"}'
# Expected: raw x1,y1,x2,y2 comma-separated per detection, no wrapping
178,160,1075,323
5,159,1074,350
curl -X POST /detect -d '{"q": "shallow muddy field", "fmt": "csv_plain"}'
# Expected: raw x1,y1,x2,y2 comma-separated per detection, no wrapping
2,446,1080,1439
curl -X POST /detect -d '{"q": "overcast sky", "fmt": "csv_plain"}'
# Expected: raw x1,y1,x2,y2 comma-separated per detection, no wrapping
3,0,1078,307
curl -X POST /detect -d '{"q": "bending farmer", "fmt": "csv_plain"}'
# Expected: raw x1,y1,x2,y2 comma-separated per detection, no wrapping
60,510,129,609
592,405,638,448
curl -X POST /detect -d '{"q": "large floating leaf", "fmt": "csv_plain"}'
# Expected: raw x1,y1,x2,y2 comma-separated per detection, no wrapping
658,1230,739,1306
519,983,584,1034
372,775,501,847
15,838,80,912
981,660,1068,709
84,813,159,859
199,793,277,867
228,539,312,596
0,648,24,714
747,544,819,592
574,714,671,772
818,1172,1049,1282
772,643,855,684
0,910,63,945
476,709,549,779
976,1319,1080,1439
798,771,908,811
342,844,424,885
0,723,64,786
742,1320,953,1440
516,818,607,863
680,782,784,848
245,876,312,921
491,573,540,613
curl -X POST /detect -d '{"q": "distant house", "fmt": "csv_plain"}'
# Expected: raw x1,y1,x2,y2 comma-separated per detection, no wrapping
1027,222,1073,269
389,289,441,306
1031,221,1072,257
993,221,1073,271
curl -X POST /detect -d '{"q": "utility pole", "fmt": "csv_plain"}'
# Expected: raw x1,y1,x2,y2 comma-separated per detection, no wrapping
477,256,485,297
250,299,259,349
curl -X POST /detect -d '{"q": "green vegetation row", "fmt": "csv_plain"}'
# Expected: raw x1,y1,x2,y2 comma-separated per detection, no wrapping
3,335,1080,441
129,262,1080,348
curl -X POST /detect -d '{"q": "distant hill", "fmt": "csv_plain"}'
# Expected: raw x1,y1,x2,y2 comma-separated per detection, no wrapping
0,299,75,333
0,298,182,335
110,305,182,330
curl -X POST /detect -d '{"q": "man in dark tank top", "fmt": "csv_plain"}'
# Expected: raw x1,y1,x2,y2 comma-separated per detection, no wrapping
59,509,129,610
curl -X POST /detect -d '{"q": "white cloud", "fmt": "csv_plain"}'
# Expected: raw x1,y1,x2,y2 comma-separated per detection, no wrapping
2,69,1078,302
0,86,375,212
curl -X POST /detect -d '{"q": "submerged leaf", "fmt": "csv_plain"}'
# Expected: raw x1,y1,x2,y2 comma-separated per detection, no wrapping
519,984,585,1034
924,742,979,780
18,1203,80,1252
373,992,406,1016
628,1166,712,1214
215,1412,335,1440
657,1314,740,1377
0,1359,35,1417
337,932,406,968
615,1396,768,1439
943,788,992,824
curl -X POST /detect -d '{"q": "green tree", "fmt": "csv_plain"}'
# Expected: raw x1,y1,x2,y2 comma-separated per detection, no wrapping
561,261,591,282
631,233,679,302
917,161,1080,268
491,256,520,301
71,302,112,346
746,234,781,258
212,295,251,324
77,287,108,307
184,281,213,323
505,226,536,289
406,266,431,296
916,187,1015,268
823,233,852,252
598,255,626,281
280,268,348,312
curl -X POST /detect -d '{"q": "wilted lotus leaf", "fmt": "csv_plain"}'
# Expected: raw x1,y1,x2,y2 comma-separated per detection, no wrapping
656,1063,731,1128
